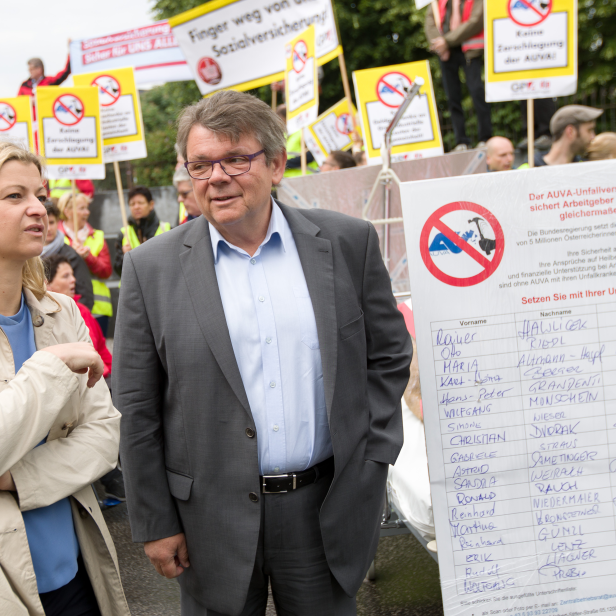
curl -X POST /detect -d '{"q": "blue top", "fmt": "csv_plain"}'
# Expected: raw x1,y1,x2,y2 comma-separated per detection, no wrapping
210,199,332,476
0,295,79,594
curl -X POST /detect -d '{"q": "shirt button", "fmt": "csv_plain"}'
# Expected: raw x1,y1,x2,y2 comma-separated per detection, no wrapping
273,424,279,432
274,467,280,473
250,258,256,264
249,492,259,503
266,337,272,344
258,296,265,302
269,381,276,388
245,428,255,438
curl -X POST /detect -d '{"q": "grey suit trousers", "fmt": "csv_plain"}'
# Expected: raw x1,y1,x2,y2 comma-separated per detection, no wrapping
180,469,357,616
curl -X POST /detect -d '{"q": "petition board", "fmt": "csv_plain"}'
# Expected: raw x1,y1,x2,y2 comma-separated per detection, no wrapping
170,0,341,95
0,96,34,151
401,161,616,614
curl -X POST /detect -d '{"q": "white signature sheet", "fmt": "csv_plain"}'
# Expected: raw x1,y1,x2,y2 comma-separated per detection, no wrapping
401,161,616,616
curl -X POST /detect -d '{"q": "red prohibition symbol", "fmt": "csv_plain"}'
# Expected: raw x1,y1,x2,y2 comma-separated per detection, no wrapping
53,94,85,126
376,72,413,109
92,75,121,107
420,202,505,287
0,102,17,131
507,0,552,28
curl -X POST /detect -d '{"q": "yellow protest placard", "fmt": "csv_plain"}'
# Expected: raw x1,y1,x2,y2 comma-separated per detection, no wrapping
484,0,577,102
303,98,359,166
285,25,318,134
36,86,105,179
74,67,147,162
353,60,443,165
0,96,34,151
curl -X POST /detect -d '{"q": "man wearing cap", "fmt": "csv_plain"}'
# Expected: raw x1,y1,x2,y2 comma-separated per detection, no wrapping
519,105,603,169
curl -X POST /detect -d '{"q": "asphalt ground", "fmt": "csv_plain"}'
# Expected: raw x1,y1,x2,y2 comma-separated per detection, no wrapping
102,498,444,616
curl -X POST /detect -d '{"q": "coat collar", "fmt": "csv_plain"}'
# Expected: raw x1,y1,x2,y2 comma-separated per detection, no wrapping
181,201,338,423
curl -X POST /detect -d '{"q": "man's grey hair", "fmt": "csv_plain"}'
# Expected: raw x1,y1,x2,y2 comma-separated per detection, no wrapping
173,165,191,189
176,90,286,165
28,58,44,70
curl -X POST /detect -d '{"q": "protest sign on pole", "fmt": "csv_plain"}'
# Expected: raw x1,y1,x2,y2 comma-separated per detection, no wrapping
353,60,443,165
36,86,105,179
169,0,342,96
285,25,318,135
484,0,578,102
401,160,616,614
0,96,34,151
303,98,359,167
74,67,147,163
70,21,193,86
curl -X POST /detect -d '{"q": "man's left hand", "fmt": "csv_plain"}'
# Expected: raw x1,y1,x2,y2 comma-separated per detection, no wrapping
430,37,449,58
0,471,16,491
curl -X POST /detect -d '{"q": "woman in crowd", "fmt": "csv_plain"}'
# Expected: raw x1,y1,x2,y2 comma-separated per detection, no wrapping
0,141,129,616
587,132,616,161
43,253,112,379
57,191,113,336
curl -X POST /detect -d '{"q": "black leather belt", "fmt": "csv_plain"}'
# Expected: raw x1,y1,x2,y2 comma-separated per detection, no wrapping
260,457,335,494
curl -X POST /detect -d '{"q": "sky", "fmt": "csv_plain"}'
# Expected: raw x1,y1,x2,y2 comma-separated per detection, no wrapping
1,0,156,97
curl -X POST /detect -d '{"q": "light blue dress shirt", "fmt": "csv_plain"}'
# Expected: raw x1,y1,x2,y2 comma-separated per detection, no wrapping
0,295,79,594
210,200,333,475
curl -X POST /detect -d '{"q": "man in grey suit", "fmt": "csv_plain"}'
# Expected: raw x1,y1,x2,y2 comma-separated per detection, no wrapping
113,90,412,616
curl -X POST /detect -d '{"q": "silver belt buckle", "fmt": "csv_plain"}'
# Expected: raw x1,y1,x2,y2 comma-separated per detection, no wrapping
261,473,297,493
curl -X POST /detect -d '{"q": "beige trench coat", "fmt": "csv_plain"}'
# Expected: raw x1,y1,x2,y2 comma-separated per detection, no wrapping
0,289,130,616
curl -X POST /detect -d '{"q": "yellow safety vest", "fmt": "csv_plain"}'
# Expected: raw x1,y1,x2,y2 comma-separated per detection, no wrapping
121,221,171,250
178,202,187,225
64,229,113,318
49,179,72,199
284,130,319,178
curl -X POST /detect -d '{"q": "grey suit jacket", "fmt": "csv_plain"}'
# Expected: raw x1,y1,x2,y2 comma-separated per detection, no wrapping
113,202,412,615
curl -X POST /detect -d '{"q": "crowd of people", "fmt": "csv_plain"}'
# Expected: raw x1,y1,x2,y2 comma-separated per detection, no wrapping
3,3,616,614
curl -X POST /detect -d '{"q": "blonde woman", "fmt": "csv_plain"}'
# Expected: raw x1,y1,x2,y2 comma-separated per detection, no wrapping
0,141,129,616
57,192,113,336
587,132,616,161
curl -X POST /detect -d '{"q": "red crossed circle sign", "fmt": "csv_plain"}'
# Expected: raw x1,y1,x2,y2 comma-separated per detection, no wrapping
53,94,84,126
420,202,505,287
508,0,552,27
92,75,121,107
292,40,308,73
336,113,353,135
376,72,412,108
0,102,17,131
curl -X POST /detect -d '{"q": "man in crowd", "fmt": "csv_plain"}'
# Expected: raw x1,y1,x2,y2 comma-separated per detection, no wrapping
320,150,357,172
519,105,603,169
173,166,201,224
425,0,492,151
42,201,94,311
113,90,412,616
18,50,71,96
486,136,515,172
113,186,171,276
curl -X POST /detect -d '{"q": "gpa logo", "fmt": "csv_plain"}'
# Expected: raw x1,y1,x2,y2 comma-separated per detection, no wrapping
511,80,550,93
58,166,86,174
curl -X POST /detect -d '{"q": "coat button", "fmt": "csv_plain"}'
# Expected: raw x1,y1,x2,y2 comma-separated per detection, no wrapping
245,428,255,438
32,315,44,327
249,492,259,503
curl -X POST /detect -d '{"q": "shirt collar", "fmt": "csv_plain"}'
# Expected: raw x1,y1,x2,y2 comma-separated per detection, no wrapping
209,197,287,263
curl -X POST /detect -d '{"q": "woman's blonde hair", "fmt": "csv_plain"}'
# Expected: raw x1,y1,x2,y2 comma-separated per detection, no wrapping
587,132,616,162
0,141,47,300
57,190,89,221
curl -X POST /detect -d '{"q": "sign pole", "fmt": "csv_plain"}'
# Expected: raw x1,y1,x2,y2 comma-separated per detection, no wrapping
432,1,442,33
527,99,535,169
300,130,307,175
271,88,277,111
71,180,79,246
338,51,357,129
113,161,131,246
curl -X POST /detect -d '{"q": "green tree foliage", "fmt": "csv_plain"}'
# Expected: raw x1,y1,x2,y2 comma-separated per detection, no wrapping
131,0,616,186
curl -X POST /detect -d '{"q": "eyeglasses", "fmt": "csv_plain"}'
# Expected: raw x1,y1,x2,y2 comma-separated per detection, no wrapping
184,150,265,180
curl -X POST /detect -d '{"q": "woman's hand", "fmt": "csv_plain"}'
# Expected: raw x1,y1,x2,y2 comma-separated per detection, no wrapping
0,471,16,491
73,243,91,259
122,242,132,254
42,342,104,388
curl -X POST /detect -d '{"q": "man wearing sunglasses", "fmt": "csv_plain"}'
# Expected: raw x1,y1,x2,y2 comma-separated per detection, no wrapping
113,90,412,616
